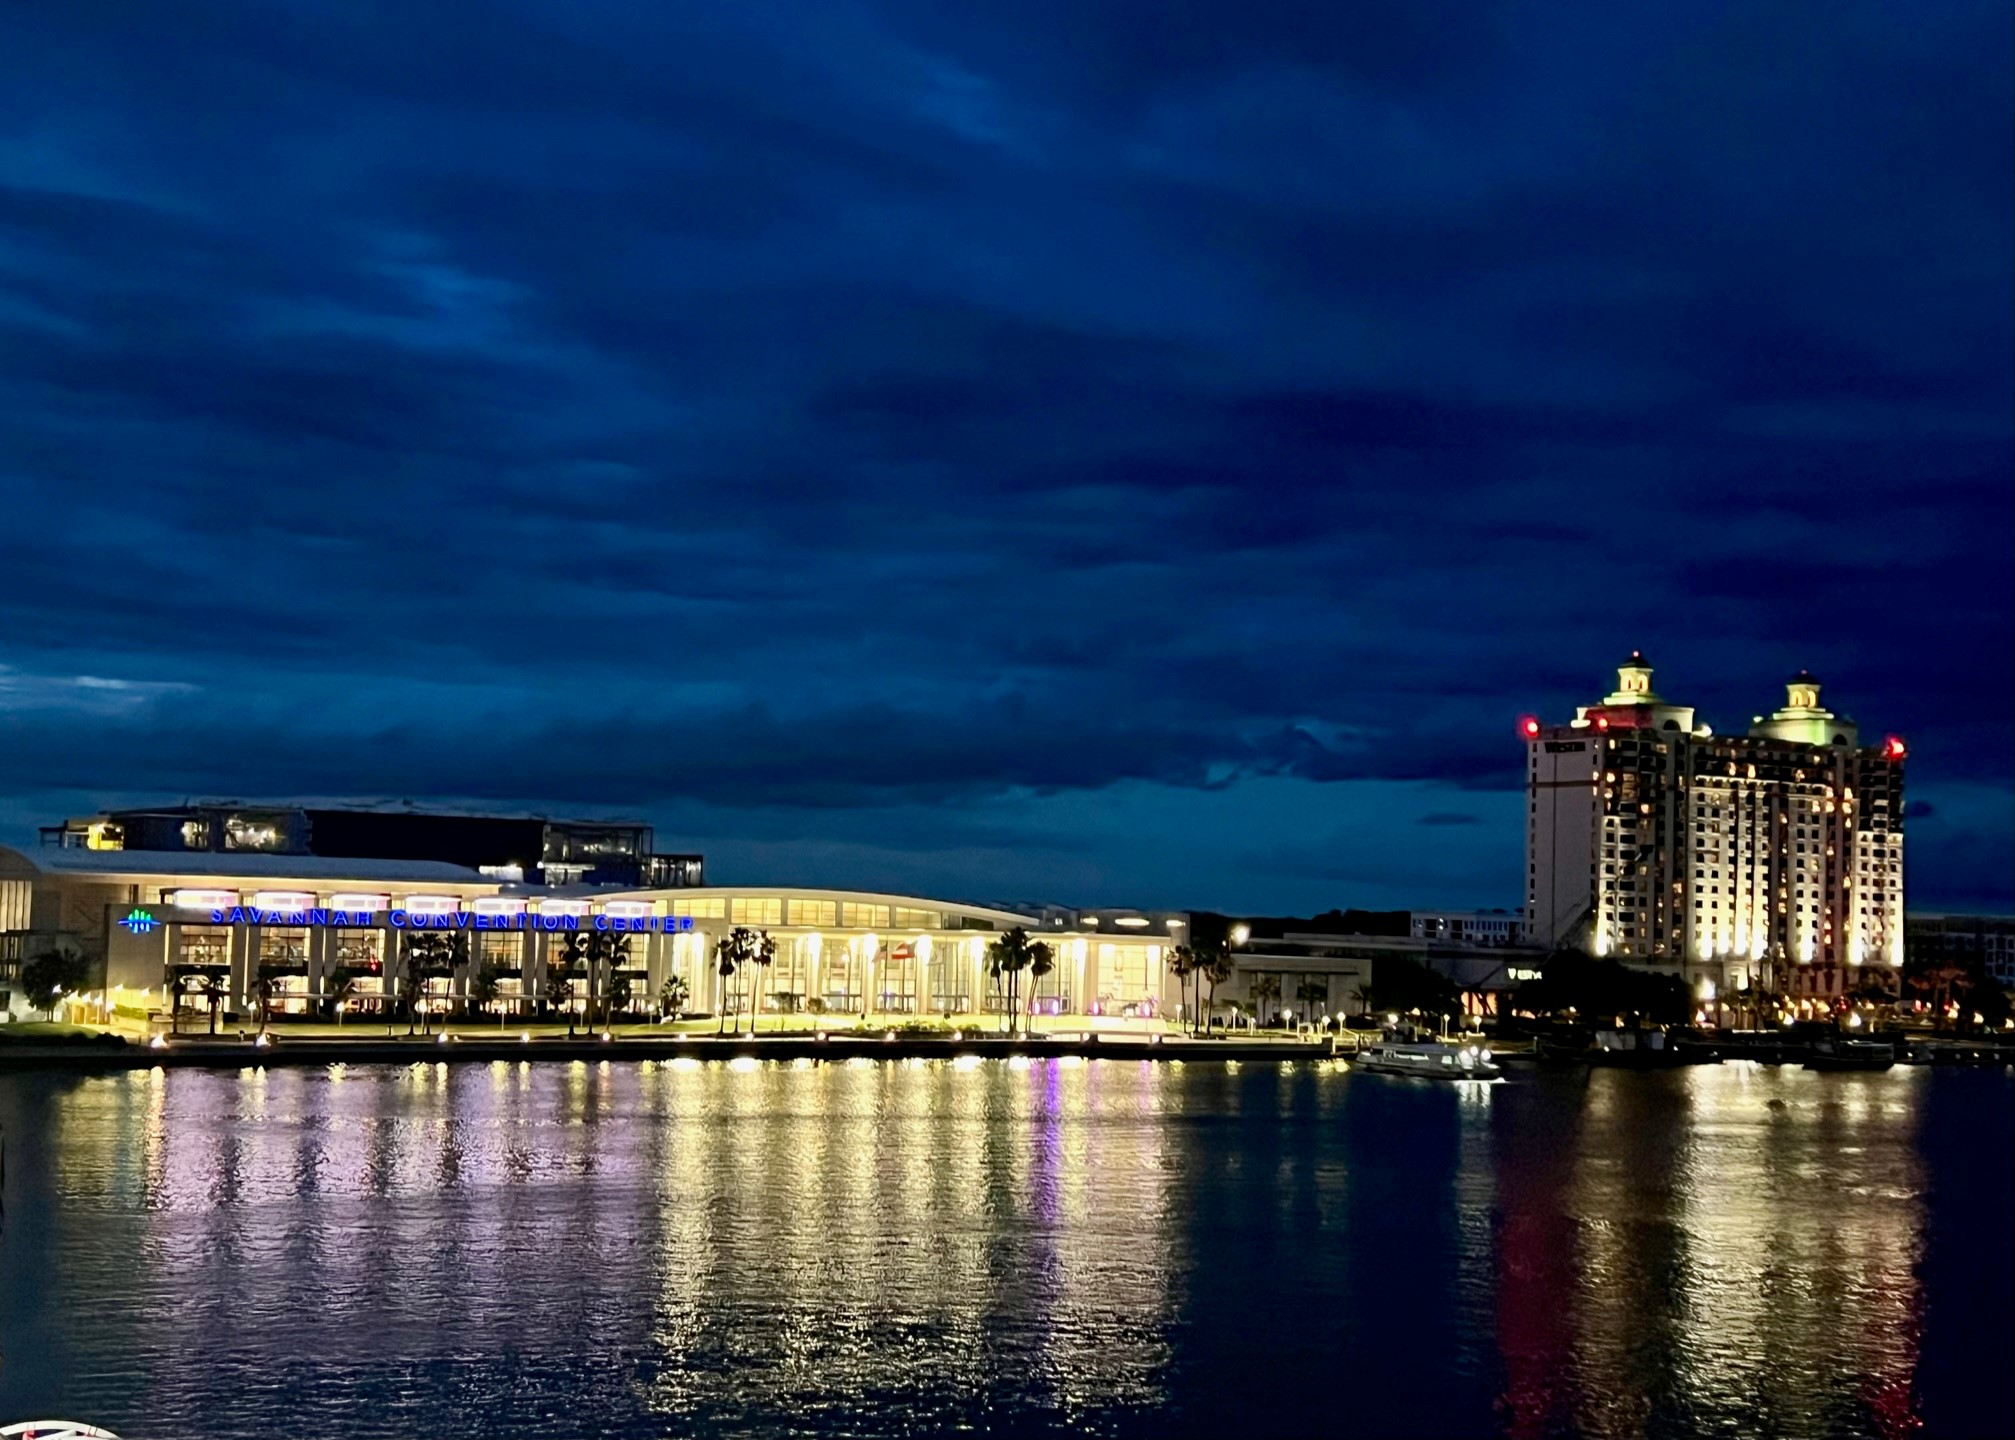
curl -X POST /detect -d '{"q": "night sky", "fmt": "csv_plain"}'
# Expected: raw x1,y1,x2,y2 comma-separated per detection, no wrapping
1,2,2009,913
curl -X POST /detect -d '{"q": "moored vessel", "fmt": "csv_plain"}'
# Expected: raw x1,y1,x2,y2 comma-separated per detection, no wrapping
1804,1037,1896,1072
1352,1041,1501,1081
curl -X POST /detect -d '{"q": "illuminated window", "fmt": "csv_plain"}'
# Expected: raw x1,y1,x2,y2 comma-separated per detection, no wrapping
729,897,784,927
335,930,382,968
477,933,524,967
177,926,229,970
259,927,309,967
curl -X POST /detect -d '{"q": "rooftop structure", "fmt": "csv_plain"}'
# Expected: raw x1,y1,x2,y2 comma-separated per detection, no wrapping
40,802,703,889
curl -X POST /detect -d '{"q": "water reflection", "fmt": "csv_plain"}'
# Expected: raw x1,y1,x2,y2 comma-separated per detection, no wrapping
0,1061,2008,1439
1491,1067,1937,1439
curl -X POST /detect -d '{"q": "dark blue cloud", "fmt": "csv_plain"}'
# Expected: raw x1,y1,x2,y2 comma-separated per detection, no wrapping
0,0,2008,909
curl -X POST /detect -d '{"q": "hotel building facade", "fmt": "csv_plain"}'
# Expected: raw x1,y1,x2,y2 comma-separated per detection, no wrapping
1526,655,1905,1001
0,820,1186,1026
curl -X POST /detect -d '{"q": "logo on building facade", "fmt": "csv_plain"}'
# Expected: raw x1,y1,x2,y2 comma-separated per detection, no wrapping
118,907,160,934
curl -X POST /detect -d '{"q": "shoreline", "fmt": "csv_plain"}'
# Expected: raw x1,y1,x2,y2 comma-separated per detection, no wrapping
0,1031,1342,1071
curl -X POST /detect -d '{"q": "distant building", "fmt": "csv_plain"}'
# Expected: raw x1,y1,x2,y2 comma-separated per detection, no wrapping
1525,654,1905,1003
1206,931,1546,1025
1409,909,1524,946
1906,913,2015,988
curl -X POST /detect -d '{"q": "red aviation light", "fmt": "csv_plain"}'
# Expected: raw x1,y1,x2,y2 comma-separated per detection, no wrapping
1885,735,1907,760
1595,716,1610,731
1519,716,1541,740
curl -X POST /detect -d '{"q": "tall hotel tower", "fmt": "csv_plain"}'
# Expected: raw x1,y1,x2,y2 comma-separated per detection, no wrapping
1525,654,1905,1000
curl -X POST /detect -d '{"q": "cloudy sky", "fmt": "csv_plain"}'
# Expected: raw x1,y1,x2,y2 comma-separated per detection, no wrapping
1,1,2009,913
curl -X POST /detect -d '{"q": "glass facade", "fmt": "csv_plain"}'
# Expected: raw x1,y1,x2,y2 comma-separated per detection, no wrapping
70,869,1177,1028
259,927,309,968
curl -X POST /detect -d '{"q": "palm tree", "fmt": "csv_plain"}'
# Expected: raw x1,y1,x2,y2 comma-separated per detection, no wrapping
986,944,1005,1023
1184,942,1233,1031
1028,940,1055,1022
715,927,758,1034
198,973,226,1036
1167,944,1198,1034
658,973,690,1018
985,928,1052,1035
1294,978,1327,1026
580,931,629,1032
1197,939,1235,1034
986,929,1025,1034
606,971,633,1023
547,969,574,1027
748,930,777,1032
469,960,503,1024
1351,982,1374,1021
402,932,460,1035
1251,973,1281,1027
554,931,588,1036
396,967,424,1036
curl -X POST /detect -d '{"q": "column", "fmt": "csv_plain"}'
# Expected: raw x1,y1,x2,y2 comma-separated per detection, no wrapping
309,925,334,1011
234,924,257,1015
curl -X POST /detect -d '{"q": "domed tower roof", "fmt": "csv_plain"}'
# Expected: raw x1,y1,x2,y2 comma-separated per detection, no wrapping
1752,668,1856,745
1603,650,1658,704
1579,649,1697,732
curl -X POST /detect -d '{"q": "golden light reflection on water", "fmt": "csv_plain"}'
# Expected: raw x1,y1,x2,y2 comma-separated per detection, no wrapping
1493,1066,1942,1440
1,1060,2006,1440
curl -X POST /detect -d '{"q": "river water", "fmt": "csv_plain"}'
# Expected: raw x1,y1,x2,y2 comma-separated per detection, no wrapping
1,1057,2009,1439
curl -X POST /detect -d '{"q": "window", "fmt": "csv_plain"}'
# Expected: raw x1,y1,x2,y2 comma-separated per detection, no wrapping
842,903,891,928
259,927,309,967
478,933,523,968
729,897,784,927
178,926,229,969
225,814,287,851
671,897,727,920
786,899,838,928
335,930,382,969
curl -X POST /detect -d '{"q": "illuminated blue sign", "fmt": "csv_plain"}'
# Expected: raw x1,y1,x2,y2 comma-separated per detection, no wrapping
202,906,694,933
118,907,159,934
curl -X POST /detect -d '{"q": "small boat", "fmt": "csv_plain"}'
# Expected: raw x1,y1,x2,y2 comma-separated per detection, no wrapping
1804,1037,1895,1072
1585,1027,1717,1068
1352,1041,1501,1081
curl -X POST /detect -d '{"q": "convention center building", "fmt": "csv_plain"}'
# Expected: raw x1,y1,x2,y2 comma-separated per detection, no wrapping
0,803,1186,1026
